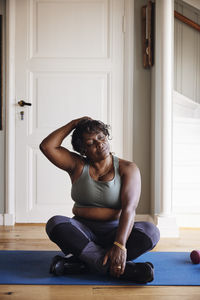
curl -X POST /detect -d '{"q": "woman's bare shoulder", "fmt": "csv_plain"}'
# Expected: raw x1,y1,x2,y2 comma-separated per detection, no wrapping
69,152,87,182
118,157,140,176
71,152,88,169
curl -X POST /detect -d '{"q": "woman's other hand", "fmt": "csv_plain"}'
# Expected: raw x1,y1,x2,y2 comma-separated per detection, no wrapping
103,244,127,277
73,116,92,128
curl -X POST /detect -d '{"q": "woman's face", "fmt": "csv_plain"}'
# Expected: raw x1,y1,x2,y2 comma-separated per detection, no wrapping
82,130,110,161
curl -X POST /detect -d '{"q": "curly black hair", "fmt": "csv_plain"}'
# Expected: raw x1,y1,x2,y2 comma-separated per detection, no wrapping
71,119,110,155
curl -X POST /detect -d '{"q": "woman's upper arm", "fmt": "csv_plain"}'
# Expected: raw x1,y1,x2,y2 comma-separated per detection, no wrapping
39,143,80,173
120,162,141,210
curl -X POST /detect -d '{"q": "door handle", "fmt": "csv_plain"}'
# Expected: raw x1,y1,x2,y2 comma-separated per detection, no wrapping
18,100,32,107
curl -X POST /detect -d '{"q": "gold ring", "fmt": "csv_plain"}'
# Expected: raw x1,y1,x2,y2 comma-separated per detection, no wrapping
116,266,121,269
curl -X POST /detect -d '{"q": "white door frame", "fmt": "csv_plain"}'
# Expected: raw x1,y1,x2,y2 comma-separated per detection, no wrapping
4,0,16,225
4,0,134,225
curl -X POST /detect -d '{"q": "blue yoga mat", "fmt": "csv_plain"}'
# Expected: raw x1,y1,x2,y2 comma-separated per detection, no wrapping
0,250,199,286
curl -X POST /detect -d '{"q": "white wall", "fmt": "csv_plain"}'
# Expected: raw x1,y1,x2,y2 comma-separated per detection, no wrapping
174,0,200,103
173,92,200,227
173,0,200,227
0,0,5,214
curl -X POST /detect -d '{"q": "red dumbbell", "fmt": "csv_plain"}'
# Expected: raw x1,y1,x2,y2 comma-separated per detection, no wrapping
190,250,200,264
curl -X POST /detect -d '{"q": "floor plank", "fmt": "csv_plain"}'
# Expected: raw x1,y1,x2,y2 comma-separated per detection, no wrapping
1,286,200,300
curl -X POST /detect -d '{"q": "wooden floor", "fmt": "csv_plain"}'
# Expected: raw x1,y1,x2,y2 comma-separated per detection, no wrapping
0,224,200,300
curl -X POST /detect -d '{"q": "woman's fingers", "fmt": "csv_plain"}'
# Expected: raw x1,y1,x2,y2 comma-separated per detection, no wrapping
102,246,127,277
108,247,127,277
102,252,109,265
111,264,121,277
120,260,126,275
72,116,92,127
110,260,123,278
77,116,92,123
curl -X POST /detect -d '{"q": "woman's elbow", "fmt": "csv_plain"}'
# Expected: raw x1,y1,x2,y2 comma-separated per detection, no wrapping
39,140,48,153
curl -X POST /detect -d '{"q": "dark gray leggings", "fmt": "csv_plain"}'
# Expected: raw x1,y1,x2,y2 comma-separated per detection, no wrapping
46,215,160,261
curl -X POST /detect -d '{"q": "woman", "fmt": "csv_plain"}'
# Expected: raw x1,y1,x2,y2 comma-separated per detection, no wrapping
40,117,160,283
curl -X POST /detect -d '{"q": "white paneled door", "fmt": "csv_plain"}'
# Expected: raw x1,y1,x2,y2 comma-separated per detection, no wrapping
15,0,125,222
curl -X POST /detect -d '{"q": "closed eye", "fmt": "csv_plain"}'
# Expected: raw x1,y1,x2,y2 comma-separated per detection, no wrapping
98,134,106,141
86,142,93,147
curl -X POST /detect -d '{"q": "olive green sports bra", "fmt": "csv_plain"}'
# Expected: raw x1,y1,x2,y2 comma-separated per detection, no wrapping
71,155,122,209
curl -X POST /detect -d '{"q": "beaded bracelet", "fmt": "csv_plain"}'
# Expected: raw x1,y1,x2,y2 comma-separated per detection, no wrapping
114,241,127,252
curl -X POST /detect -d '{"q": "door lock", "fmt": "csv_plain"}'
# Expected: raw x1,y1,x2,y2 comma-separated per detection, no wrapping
20,111,24,120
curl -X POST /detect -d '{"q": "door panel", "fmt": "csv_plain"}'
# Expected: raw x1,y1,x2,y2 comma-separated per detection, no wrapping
32,0,108,58
15,0,124,222
34,73,108,129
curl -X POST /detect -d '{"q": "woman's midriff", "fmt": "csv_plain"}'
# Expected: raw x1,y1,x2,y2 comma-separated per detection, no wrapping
72,205,121,221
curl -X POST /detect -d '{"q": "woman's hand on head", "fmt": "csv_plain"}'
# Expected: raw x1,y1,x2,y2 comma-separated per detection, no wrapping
72,116,93,128
103,245,127,278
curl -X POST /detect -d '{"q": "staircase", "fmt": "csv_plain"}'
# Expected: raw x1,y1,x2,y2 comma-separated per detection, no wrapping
173,91,200,227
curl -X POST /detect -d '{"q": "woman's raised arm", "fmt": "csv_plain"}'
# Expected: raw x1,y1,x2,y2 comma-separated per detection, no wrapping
39,117,88,173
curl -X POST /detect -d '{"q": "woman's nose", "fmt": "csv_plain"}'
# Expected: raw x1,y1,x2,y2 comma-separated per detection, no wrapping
96,140,103,149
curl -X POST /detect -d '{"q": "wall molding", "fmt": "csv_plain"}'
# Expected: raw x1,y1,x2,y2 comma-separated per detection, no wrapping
123,0,134,161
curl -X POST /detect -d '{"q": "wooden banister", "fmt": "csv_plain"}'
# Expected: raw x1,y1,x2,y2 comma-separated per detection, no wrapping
175,11,200,32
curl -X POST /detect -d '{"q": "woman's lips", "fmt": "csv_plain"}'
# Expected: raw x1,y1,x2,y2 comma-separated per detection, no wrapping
98,146,107,154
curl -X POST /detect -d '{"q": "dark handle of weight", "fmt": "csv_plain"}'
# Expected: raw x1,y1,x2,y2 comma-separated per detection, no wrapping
18,100,32,107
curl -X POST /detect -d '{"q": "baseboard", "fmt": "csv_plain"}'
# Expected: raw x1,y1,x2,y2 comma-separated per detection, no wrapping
175,214,200,228
154,214,179,237
3,214,15,225
0,214,154,226
0,214,3,225
136,214,180,237
135,214,155,223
